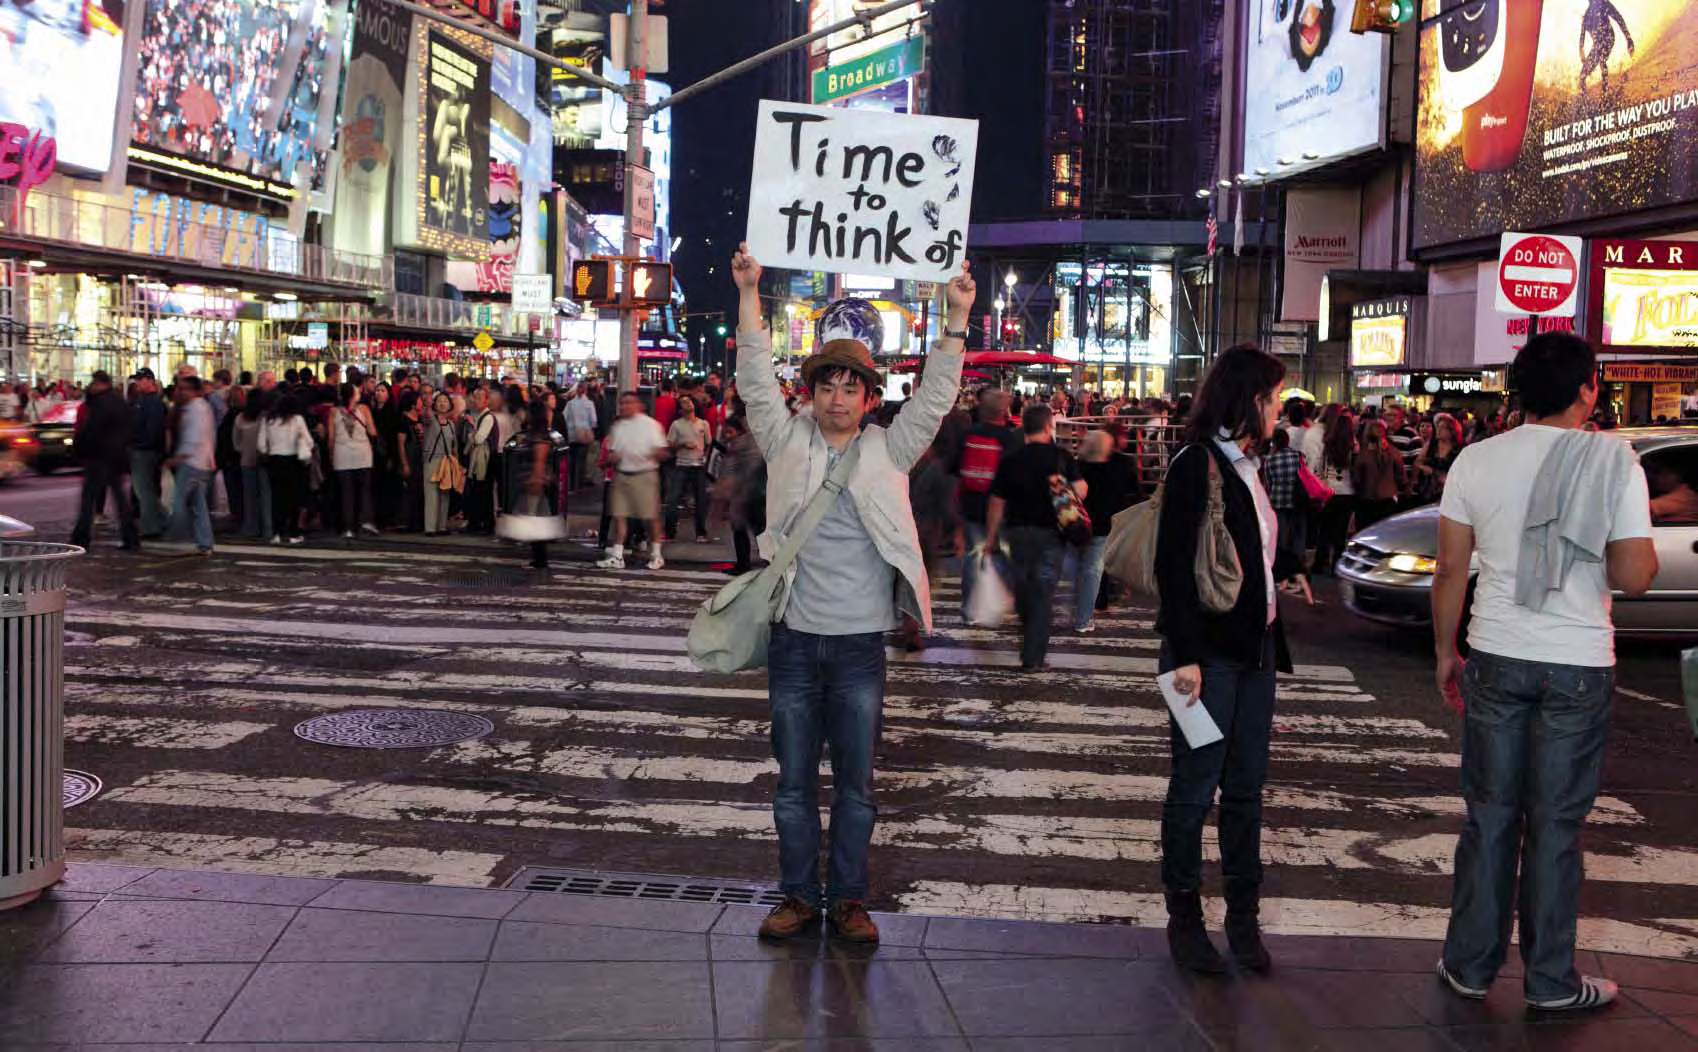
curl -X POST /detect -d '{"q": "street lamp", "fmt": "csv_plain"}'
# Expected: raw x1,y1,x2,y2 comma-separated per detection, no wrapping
1004,270,1017,290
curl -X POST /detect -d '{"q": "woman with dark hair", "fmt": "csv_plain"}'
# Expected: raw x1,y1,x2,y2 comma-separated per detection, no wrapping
258,393,314,545
504,399,565,570
370,382,398,527
1413,411,1465,505
1353,419,1405,529
1311,408,1357,574
396,389,426,532
329,382,380,538
234,386,272,538
1154,342,1293,976
422,392,457,536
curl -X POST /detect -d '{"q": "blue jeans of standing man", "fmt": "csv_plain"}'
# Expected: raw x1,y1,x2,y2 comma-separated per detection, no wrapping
767,624,887,904
1159,633,1277,894
1006,526,1065,668
170,464,214,550
1073,534,1108,630
1441,650,1614,1002
130,449,169,536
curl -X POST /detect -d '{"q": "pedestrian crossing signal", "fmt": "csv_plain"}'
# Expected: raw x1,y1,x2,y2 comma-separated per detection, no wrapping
572,260,615,305
627,262,672,307
1350,0,1412,33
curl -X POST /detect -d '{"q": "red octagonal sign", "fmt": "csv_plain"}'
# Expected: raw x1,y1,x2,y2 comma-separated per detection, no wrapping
1496,233,1581,317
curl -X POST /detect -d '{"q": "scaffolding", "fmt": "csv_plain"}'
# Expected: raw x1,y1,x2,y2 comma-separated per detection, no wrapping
1044,0,1218,220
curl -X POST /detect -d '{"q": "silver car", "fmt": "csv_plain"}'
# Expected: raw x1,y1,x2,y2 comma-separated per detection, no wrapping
1336,427,1698,636
0,514,34,539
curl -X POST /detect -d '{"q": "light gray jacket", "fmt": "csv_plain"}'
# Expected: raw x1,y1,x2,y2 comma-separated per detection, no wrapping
737,327,964,631
1516,428,1639,612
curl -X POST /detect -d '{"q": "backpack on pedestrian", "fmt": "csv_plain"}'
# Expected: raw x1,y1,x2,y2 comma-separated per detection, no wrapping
956,430,1005,494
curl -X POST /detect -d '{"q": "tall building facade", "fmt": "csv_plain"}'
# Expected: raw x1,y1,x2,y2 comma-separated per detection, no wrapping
931,0,1228,397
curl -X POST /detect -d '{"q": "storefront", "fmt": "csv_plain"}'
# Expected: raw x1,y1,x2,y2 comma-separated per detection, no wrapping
1600,363,1698,426
1348,296,1420,403
1051,260,1175,398
1405,370,1508,413
1586,239,1698,424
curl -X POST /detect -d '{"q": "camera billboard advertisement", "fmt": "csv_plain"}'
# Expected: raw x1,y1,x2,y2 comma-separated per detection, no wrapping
423,30,490,249
0,0,126,173
1414,1,1698,250
131,0,346,194
1241,0,1389,177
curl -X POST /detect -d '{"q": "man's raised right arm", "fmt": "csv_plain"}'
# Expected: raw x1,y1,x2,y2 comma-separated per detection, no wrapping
731,243,789,460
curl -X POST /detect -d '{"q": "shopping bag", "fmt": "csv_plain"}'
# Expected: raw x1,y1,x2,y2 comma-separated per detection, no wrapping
1299,462,1334,505
965,553,1013,626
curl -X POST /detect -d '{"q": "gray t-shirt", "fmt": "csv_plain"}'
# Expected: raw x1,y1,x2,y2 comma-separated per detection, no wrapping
784,445,897,636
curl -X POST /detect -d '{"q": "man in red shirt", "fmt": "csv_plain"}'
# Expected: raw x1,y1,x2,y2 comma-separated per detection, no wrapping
654,378,679,433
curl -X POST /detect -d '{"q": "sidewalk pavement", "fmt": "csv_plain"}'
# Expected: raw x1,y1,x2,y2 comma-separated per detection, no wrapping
4,865,1698,1049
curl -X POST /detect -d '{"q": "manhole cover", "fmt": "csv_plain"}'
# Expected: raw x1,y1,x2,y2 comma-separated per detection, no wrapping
63,771,102,809
293,709,494,749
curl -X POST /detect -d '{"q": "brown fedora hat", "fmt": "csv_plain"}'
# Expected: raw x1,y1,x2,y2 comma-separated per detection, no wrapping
800,339,881,390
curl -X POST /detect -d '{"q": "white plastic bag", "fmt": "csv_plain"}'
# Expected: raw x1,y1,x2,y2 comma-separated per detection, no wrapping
965,553,1013,627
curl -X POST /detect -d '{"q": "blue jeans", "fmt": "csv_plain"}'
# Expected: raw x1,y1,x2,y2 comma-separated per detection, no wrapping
960,520,987,622
241,466,273,538
767,624,886,903
130,449,169,535
1006,526,1065,668
1073,534,1108,629
170,464,214,550
1442,650,1614,1002
1159,634,1277,893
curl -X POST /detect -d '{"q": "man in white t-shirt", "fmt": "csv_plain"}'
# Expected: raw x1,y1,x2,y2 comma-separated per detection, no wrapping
1432,332,1659,1013
597,391,669,570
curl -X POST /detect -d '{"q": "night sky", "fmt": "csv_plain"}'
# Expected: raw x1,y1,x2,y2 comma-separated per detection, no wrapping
664,0,1047,363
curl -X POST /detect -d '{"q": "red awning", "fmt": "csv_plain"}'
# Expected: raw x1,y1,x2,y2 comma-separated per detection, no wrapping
964,351,1073,368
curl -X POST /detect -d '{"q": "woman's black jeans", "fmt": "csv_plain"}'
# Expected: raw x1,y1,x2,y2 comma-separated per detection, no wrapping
1159,633,1277,894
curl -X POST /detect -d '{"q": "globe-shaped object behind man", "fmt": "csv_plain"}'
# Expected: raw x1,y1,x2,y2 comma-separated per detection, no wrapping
814,298,885,357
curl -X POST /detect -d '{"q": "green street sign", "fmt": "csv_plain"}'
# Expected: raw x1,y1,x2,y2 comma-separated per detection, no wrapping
811,36,925,105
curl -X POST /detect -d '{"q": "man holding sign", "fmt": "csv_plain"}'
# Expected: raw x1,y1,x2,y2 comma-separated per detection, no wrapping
733,242,972,944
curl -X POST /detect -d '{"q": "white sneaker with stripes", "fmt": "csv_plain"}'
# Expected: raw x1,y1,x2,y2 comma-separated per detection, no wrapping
1435,960,1487,1000
1527,976,1619,1012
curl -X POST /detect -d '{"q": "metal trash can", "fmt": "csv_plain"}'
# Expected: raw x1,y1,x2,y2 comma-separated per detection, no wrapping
1683,647,1698,742
0,539,81,910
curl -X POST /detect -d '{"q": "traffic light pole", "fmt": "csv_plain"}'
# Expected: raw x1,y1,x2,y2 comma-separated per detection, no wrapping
616,0,648,395
386,0,927,394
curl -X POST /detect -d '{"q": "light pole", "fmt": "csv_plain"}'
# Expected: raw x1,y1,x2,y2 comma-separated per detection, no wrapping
993,296,1005,350
1002,269,1017,349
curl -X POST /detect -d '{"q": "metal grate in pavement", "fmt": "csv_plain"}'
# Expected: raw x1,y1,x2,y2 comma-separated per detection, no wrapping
504,866,786,907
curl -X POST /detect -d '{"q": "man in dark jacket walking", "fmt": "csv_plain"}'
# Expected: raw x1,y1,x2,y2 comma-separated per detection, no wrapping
71,371,139,550
128,368,170,537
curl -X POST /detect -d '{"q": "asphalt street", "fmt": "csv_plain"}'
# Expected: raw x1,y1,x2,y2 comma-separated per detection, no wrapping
6,473,1698,957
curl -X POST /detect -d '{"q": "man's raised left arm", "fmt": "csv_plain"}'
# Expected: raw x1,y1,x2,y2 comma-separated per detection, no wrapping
887,262,975,472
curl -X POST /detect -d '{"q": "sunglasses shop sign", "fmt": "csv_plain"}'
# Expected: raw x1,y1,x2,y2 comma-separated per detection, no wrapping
746,101,978,284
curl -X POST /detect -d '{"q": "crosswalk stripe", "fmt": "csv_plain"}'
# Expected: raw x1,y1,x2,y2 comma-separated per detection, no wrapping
66,827,504,886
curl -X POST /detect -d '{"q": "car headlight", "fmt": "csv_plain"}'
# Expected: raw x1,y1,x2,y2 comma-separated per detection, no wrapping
1387,553,1438,575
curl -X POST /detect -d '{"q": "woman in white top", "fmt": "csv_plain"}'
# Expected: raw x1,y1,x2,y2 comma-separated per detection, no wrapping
257,392,315,544
328,382,380,538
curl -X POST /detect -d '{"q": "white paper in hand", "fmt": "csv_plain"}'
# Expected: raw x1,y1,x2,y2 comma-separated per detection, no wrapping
1157,671,1224,749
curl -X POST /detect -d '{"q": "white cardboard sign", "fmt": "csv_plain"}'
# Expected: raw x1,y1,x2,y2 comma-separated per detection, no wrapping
746,100,978,283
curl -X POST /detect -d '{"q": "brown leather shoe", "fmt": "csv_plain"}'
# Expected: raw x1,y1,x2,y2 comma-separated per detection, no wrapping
758,895,820,940
827,899,881,944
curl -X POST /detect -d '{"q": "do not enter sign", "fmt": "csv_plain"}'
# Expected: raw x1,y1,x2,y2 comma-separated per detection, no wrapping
1495,232,1583,317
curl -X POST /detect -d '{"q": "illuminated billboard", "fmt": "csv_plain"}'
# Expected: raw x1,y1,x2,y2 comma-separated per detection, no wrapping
0,0,126,173
328,0,411,258
1414,1,1698,250
1241,0,1388,177
1589,238,1698,350
414,28,491,257
130,0,346,195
